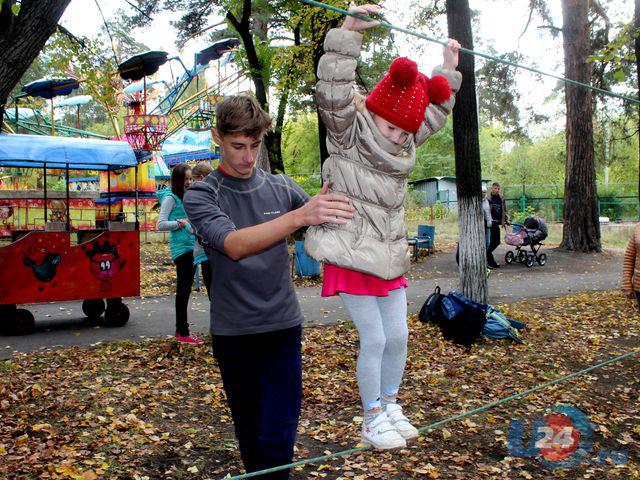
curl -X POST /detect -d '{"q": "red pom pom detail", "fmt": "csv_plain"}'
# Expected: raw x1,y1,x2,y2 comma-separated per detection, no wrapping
389,57,418,87
427,75,451,104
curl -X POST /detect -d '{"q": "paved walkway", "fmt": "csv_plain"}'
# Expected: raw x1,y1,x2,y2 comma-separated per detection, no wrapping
1,246,623,359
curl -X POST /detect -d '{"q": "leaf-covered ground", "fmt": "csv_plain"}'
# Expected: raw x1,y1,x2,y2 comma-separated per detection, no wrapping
1,291,638,479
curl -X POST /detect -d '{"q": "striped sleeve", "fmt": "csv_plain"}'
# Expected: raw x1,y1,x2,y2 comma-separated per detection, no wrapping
621,235,636,292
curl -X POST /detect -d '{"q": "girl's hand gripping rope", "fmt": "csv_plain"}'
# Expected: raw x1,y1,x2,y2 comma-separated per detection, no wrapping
442,38,461,70
342,4,381,32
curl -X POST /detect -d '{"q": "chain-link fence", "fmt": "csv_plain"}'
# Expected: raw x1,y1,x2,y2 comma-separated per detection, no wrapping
503,183,639,222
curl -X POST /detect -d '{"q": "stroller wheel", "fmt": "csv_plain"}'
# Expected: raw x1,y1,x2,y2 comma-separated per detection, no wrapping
525,254,535,267
517,250,527,263
537,253,547,266
505,251,515,264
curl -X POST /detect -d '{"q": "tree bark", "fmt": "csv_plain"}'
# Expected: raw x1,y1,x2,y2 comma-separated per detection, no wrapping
0,0,73,132
226,1,283,173
636,0,640,202
446,0,488,303
559,0,601,252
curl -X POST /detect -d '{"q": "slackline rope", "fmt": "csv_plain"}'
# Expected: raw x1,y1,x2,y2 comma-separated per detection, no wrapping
301,0,640,106
219,347,640,479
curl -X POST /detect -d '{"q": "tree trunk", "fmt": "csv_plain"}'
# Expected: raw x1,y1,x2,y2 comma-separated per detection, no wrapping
0,0,73,132
636,0,640,202
226,2,282,173
559,0,601,251
269,86,289,174
446,0,488,303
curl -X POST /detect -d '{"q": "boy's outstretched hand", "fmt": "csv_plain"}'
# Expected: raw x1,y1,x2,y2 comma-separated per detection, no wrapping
442,38,461,70
295,183,354,227
342,4,381,32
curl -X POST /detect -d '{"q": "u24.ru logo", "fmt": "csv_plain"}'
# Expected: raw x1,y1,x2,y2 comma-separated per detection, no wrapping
508,404,628,469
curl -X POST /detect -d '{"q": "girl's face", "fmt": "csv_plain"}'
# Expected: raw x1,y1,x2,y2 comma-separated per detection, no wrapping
372,114,411,145
183,170,193,190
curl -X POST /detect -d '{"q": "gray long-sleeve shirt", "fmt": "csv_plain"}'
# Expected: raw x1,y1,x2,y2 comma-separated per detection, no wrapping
183,168,309,336
156,195,181,231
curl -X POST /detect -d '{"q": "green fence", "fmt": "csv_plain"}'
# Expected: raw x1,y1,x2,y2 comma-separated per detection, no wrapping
505,193,640,222
502,183,639,222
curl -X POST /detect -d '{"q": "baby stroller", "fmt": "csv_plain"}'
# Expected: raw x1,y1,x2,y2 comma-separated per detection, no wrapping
504,216,548,267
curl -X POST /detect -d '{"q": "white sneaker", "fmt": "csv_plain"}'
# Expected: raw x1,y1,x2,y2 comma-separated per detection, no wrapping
386,404,419,440
361,412,406,450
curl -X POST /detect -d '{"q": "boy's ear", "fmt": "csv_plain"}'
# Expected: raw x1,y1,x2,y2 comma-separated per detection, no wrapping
211,128,222,145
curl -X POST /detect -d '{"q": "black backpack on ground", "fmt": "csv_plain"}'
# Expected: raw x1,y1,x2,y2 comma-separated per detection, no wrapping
419,286,446,325
419,287,487,349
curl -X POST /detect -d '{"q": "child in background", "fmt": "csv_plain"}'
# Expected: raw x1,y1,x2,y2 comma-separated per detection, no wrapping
305,4,461,449
190,162,214,300
156,163,203,344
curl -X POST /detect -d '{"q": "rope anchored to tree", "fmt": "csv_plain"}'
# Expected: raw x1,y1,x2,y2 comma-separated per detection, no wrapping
218,347,640,479
301,0,640,106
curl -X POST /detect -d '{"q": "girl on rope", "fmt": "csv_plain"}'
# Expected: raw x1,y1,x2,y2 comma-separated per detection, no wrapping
156,163,203,344
305,4,461,450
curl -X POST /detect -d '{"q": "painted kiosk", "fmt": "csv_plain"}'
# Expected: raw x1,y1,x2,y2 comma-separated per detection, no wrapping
0,134,141,335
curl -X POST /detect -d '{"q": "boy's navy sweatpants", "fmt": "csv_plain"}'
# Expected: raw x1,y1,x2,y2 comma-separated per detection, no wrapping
212,325,302,479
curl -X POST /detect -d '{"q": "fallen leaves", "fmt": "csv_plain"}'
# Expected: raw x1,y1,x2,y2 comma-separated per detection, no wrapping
0,291,638,479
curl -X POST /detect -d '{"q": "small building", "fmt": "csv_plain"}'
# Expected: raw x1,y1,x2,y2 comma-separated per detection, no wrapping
409,176,490,207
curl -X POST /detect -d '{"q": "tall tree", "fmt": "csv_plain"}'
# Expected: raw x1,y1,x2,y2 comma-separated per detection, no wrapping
446,0,488,303
636,0,640,201
0,0,72,132
560,0,601,252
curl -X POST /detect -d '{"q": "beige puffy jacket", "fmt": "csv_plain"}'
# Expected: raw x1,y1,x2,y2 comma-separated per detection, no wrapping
304,28,462,279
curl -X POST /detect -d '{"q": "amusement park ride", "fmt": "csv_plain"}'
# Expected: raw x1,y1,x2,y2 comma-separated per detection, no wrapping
0,38,242,334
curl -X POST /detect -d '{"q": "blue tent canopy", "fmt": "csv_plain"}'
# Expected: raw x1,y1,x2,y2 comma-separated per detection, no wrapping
22,77,80,99
55,95,93,107
0,134,137,171
196,38,240,65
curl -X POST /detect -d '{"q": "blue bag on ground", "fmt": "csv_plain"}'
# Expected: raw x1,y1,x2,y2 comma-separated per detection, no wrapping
419,287,525,347
483,305,525,343
419,288,487,349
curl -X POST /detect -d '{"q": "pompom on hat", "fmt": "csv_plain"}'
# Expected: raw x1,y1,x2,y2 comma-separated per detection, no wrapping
365,57,452,134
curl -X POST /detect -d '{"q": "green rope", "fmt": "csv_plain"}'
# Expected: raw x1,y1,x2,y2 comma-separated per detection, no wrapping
218,347,640,479
301,0,640,106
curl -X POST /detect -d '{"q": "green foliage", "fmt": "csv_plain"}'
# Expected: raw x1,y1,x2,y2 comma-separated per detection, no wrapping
587,19,638,87
476,47,525,138
427,201,450,221
510,205,537,224
282,113,321,175
404,185,424,211
411,118,455,180
598,193,626,220
493,132,565,187
289,174,322,197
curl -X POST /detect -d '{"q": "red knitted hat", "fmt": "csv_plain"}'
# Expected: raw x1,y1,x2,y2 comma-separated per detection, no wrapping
365,57,452,134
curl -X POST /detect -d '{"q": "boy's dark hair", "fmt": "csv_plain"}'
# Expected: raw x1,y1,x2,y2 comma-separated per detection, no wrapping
492,182,500,188
171,163,191,199
215,95,272,138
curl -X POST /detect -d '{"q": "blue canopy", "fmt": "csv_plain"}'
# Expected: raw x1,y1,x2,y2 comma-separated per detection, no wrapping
196,38,240,65
0,134,137,171
55,95,93,107
23,77,80,99
118,51,169,81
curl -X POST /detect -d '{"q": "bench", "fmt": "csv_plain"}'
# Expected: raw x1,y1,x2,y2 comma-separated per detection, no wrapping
408,236,431,261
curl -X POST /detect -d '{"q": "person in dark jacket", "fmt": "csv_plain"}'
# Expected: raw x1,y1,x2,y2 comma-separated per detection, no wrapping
487,182,508,269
